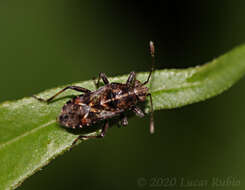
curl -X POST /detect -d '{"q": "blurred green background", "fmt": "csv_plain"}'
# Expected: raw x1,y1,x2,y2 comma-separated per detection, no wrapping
1,0,245,189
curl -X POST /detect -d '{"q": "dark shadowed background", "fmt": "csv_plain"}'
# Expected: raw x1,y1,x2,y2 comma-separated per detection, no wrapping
1,1,245,189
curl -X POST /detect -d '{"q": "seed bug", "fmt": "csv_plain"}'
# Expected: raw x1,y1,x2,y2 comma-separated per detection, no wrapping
34,41,155,144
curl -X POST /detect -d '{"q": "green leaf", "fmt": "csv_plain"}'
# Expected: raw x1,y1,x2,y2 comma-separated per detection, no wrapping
1,44,245,189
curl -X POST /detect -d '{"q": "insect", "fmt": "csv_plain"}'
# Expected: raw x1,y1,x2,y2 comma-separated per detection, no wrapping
34,41,155,144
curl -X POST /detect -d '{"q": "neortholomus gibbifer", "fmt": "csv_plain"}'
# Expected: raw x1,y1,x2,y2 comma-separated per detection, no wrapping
34,41,155,144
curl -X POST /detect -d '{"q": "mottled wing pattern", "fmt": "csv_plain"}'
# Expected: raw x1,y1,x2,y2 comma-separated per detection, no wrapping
59,83,139,128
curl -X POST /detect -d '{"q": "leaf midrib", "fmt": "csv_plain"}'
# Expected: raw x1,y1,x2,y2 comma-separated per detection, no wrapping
0,120,56,149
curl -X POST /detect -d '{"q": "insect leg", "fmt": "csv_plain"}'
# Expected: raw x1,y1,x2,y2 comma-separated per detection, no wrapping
147,93,154,134
118,114,128,126
132,106,145,118
100,120,109,137
33,86,91,103
94,72,109,89
126,71,136,86
71,120,109,146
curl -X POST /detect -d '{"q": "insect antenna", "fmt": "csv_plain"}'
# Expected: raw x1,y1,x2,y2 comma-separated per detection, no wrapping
143,41,155,85
143,41,155,134
147,93,154,134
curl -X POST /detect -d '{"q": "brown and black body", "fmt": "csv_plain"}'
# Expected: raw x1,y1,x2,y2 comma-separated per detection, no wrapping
33,41,155,143
59,81,148,129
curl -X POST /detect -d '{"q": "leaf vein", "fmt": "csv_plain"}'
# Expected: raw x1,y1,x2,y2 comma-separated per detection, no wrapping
0,120,56,149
